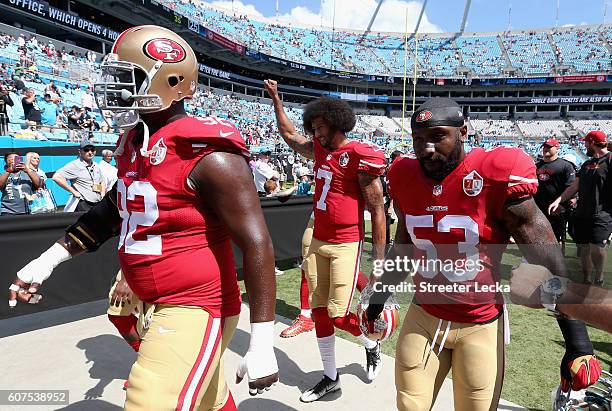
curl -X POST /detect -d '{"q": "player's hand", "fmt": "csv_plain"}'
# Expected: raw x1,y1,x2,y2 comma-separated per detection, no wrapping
359,280,385,333
548,197,562,215
73,191,82,199
263,79,279,100
509,263,553,308
8,243,71,308
13,163,25,172
111,278,133,307
560,354,602,392
236,322,279,395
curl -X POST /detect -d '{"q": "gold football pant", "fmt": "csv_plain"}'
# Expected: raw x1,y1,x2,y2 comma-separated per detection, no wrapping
125,305,239,411
395,304,505,411
302,237,362,318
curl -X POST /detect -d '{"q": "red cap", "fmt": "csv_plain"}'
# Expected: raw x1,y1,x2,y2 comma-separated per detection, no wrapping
541,137,560,147
581,130,607,144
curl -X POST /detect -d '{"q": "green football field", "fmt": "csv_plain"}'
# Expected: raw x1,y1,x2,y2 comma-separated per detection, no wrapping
239,224,611,411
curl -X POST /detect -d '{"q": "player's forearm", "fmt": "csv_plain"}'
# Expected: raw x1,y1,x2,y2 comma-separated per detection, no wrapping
557,302,612,333
559,179,579,203
370,207,386,261
505,198,569,277
242,238,277,323
270,97,313,159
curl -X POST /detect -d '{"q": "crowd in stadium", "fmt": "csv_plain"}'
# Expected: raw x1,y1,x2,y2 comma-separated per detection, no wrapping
160,0,612,77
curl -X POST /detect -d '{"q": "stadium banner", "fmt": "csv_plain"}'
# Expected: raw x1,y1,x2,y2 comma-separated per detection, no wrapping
525,95,612,105
554,74,606,84
1,0,119,42
204,29,246,54
505,77,552,85
198,63,232,80
0,196,313,320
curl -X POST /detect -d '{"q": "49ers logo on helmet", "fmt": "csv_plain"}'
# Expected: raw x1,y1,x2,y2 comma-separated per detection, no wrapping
143,39,186,63
416,110,432,122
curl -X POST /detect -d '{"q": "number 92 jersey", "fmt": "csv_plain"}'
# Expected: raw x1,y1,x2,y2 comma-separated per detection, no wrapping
312,139,386,243
115,116,249,318
387,147,538,323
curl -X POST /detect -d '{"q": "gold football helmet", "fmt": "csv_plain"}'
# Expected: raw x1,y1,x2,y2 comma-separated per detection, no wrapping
94,25,198,127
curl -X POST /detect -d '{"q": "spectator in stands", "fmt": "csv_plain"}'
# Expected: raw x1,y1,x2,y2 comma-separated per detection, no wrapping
52,140,105,212
296,173,313,195
67,105,82,141
39,93,60,129
57,106,69,128
0,152,41,215
26,152,45,181
253,150,279,196
12,75,25,92
80,86,95,110
21,88,41,127
45,80,61,101
550,131,611,286
0,80,14,136
78,107,95,133
98,149,117,190
534,138,576,255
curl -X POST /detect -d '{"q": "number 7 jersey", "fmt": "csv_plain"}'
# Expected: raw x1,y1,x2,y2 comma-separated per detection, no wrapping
387,147,538,323
312,138,386,243
114,116,249,318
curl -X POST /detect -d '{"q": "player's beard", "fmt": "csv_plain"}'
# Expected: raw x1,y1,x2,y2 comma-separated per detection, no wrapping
419,138,463,181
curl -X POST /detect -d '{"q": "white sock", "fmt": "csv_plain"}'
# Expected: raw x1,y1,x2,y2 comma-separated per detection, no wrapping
300,309,311,318
317,335,337,380
358,334,378,350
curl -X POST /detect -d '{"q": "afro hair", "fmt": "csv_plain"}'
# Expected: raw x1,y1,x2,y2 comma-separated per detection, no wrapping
302,97,356,135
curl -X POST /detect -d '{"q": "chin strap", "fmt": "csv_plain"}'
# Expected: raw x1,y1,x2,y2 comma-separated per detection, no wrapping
139,121,154,158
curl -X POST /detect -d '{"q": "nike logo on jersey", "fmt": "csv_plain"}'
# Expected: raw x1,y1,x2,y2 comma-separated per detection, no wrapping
157,326,176,334
219,130,234,138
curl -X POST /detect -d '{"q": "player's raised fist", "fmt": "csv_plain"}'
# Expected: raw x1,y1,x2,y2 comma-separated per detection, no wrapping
264,79,279,99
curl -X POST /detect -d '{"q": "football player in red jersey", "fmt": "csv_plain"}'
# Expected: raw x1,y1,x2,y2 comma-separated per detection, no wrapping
8,26,278,411
279,213,370,338
264,79,387,401
365,98,602,411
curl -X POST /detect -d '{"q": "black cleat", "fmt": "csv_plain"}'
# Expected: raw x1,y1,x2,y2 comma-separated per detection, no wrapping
300,372,341,402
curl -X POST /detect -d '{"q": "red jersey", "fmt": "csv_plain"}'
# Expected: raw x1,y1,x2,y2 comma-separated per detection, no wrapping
115,116,249,318
388,147,538,323
312,139,386,243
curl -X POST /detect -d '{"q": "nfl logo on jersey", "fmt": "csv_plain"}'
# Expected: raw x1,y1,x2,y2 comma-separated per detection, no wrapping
433,185,443,196
462,170,483,196
339,152,350,167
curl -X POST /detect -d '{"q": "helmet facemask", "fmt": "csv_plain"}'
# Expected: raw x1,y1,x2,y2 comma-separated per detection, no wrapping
94,55,165,129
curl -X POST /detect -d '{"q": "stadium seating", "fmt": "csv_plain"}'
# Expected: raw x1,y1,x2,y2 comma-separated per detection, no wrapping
158,0,612,77
516,119,571,139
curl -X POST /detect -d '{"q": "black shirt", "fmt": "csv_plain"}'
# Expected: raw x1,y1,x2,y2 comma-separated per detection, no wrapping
22,97,41,123
575,152,612,218
534,158,576,211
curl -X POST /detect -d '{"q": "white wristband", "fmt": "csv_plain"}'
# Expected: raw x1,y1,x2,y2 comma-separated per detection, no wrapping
248,321,274,353
42,243,72,269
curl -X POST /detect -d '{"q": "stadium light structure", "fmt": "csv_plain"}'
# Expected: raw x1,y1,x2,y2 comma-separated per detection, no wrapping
359,0,386,43
459,0,472,34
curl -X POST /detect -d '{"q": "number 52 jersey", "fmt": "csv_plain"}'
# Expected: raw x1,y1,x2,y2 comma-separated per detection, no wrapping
114,116,249,318
312,138,386,243
387,147,538,323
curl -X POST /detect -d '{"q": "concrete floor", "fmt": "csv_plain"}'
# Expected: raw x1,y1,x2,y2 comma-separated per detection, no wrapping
0,301,526,411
